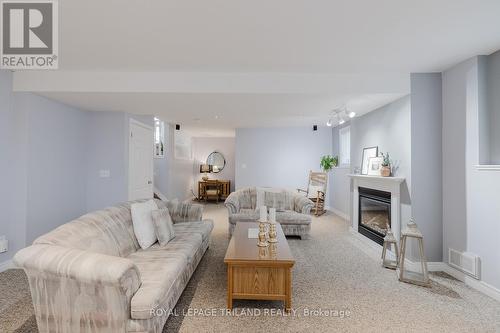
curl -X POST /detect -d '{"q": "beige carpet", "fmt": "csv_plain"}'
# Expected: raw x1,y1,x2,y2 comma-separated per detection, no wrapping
1,204,500,332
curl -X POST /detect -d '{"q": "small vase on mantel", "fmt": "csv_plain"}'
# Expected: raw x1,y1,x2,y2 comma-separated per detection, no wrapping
380,166,391,177
380,152,391,177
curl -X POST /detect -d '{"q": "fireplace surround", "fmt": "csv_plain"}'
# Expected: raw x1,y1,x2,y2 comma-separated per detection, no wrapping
348,174,405,245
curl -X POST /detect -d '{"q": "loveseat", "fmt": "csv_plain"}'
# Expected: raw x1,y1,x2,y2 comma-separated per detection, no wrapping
14,199,213,333
225,187,314,239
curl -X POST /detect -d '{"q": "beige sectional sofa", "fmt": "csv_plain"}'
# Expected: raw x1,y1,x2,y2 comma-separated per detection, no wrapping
225,187,314,239
14,199,213,333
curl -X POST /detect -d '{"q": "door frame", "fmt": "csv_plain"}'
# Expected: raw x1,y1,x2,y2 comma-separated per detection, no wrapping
128,118,154,200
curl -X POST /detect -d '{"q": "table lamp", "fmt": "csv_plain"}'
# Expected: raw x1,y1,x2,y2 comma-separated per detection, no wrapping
199,164,212,181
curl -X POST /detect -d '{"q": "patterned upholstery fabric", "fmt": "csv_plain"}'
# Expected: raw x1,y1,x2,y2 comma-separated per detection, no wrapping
225,187,314,239
173,220,214,241
166,201,204,223
151,208,175,246
259,190,294,211
128,254,187,320
13,200,212,333
34,203,140,257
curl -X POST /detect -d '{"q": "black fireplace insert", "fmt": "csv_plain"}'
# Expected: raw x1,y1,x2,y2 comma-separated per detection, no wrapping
358,187,391,245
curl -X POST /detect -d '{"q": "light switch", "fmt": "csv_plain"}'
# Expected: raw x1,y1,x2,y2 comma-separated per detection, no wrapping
99,169,111,178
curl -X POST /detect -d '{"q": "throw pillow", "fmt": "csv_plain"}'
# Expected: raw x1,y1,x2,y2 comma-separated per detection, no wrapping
256,188,288,212
151,208,175,246
131,199,158,249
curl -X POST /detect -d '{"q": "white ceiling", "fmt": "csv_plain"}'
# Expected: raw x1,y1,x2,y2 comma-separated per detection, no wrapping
38,92,405,137
15,0,500,136
58,0,500,72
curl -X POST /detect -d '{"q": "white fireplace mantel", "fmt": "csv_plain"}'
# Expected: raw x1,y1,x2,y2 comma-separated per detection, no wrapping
348,174,406,241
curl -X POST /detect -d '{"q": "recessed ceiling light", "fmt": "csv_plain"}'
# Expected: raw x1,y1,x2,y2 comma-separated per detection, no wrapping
326,119,332,127
339,118,345,125
348,111,356,118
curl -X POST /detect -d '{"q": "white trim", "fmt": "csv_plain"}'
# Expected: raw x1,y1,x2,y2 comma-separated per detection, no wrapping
348,230,500,303
329,207,350,221
348,174,405,241
129,118,153,131
0,259,13,272
439,264,500,302
475,165,500,171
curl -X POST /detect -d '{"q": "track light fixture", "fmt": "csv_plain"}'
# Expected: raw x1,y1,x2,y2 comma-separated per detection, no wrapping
327,106,355,127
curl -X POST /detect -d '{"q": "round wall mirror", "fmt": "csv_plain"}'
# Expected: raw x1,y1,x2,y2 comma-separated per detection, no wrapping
206,151,226,173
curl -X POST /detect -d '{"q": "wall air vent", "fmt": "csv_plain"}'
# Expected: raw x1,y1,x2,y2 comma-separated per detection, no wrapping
448,248,480,279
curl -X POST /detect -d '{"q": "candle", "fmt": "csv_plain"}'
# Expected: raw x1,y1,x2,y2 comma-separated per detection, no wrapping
259,206,267,222
269,208,276,223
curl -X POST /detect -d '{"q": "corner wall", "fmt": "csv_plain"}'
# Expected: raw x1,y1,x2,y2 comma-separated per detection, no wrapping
235,127,332,191
410,73,443,261
442,56,500,290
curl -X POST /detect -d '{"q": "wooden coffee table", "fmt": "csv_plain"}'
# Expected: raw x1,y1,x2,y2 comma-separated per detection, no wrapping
224,222,295,310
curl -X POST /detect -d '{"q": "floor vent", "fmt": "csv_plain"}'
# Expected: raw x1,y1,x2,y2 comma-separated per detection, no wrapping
448,249,480,279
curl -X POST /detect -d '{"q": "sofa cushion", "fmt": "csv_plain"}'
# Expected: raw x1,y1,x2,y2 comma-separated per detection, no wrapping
228,210,260,224
128,252,187,320
173,220,214,241
143,233,203,263
277,210,312,225
131,200,159,249
151,208,175,246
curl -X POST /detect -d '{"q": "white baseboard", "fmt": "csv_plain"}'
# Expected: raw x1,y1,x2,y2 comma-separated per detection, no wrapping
328,207,350,221
0,259,13,273
348,229,500,302
439,263,500,302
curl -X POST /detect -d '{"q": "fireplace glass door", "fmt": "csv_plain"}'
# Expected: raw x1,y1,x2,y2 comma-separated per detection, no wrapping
358,187,391,245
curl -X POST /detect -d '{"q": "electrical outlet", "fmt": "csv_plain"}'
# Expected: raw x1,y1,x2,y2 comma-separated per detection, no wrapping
0,236,8,253
99,169,111,178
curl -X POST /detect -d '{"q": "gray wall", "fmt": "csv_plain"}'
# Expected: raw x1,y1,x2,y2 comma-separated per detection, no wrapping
410,73,443,262
235,127,332,192
0,70,154,264
443,56,500,290
1,70,91,260
0,71,27,265
486,50,500,164
329,125,351,216
192,137,236,194
442,58,472,263
350,97,412,233
16,93,89,244
167,124,194,201
86,111,128,211
153,123,196,201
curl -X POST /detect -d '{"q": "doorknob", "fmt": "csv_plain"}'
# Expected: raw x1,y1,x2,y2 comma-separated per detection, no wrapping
148,181,152,184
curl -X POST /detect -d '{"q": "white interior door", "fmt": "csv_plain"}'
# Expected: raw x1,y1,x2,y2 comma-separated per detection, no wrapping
129,119,154,200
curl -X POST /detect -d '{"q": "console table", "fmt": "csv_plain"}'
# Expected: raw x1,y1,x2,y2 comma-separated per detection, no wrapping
198,179,231,200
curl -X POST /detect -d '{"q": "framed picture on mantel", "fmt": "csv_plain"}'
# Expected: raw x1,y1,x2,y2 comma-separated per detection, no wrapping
367,156,384,176
361,146,378,175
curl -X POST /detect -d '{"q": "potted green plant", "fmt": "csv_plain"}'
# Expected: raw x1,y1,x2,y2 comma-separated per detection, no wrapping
320,155,338,172
380,152,391,177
